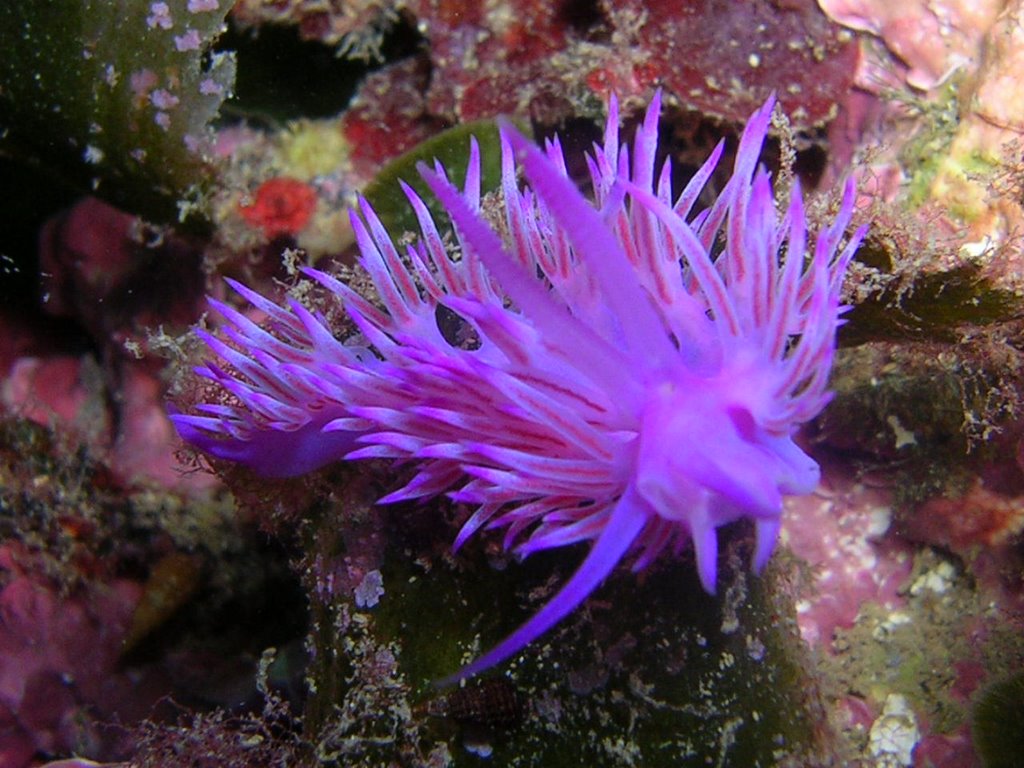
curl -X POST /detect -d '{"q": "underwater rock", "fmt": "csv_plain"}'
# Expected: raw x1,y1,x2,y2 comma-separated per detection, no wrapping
297,486,841,766
327,0,856,163
340,57,443,180
626,0,858,126
0,542,149,765
818,0,1003,91
231,0,400,61
2,196,210,490
0,0,235,225
412,0,857,126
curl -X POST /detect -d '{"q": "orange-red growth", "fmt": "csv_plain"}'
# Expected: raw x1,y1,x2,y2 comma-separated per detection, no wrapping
240,177,317,237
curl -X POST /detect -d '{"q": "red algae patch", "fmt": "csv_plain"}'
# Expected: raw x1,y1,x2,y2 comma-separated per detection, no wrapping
239,177,318,238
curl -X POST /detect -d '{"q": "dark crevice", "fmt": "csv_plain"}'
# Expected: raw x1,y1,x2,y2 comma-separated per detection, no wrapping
557,0,609,41
215,14,424,124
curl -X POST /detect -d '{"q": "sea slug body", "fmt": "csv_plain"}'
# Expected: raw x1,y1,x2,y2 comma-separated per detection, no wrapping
172,92,864,684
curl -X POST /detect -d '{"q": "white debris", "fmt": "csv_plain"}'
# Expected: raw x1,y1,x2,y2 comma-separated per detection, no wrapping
83,145,105,164
868,694,920,767
886,414,917,449
872,611,912,641
866,506,892,539
354,569,385,608
910,560,956,597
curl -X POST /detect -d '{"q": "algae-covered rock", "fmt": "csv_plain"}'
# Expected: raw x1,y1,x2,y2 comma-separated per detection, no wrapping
840,234,1020,347
815,336,1024,509
818,343,969,461
0,0,235,225
299,476,836,767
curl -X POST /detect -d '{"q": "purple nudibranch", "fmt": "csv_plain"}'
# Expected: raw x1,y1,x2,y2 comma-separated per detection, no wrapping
172,92,864,686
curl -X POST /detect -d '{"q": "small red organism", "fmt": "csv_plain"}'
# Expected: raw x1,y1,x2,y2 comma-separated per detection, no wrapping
239,177,318,238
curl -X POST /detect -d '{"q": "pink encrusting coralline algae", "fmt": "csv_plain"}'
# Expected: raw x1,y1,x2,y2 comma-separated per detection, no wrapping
172,93,864,684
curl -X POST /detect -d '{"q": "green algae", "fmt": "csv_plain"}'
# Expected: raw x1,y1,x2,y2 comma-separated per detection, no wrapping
0,0,234,226
300,485,836,767
840,247,1019,347
895,78,962,211
361,119,526,240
